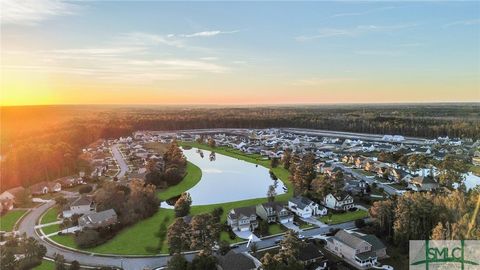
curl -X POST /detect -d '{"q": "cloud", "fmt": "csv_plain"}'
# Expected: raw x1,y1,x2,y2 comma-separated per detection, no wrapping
355,50,403,56
444,19,480,28
117,32,185,48
295,23,417,41
127,59,228,73
173,30,240,38
329,6,396,19
0,0,80,25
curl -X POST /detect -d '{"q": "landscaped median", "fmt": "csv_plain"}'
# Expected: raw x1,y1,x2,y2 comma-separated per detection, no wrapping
318,210,368,225
0,209,28,231
45,142,294,255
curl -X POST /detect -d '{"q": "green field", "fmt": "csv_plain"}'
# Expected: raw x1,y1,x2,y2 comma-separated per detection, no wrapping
41,224,61,235
157,162,202,200
40,207,59,224
48,143,294,255
33,260,55,270
0,209,27,231
319,210,368,225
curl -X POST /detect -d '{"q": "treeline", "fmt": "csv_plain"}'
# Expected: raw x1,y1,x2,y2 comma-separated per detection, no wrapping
369,190,480,248
2,104,479,190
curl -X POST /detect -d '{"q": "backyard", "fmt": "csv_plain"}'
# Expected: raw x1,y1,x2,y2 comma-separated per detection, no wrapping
319,210,368,225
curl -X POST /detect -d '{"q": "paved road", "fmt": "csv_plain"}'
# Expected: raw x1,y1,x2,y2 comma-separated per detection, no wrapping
19,202,359,269
18,201,186,270
111,144,129,179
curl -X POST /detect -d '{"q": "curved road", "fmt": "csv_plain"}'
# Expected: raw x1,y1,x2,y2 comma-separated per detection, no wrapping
18,201,183,270
19,201,359,269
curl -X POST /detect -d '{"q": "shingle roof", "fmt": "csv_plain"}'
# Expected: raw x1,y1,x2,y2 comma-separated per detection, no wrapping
333,230,370,250
217,250,256,270
81,209,116,224
298,243,324,262
229,206,256,219
289,196,314,209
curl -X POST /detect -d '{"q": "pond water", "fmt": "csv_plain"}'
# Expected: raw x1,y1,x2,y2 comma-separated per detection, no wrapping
163,148,287,207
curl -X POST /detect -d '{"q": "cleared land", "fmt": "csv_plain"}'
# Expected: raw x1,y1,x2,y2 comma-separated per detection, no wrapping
49,142,293,255
319,210,368,225
0,209,27,231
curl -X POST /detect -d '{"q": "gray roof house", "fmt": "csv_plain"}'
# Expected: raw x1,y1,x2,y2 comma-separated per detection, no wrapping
78,209,117,229
217,250,257,270
255,202,293,224
326,230,387,269
227,206,258,232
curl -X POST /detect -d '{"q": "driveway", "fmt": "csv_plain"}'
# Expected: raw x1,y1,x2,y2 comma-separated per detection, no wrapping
281,221,301,232
233,230,261,242
111,144,129,179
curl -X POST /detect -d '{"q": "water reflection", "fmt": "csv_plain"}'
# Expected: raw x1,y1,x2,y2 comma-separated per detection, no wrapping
163,148,287,207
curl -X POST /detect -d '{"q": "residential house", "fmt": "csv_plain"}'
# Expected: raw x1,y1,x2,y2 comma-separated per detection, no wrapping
323,192,354,211
0,187,26,213
30,182,62,195
217,250,257,270
62,196,95,218
375,163,389,179
78,209,117,229
298,243,328,269
388,168,410,183
255,202,293,224
288,196,326,218
326,230,387,268
227,206,259,232
408,175,439,191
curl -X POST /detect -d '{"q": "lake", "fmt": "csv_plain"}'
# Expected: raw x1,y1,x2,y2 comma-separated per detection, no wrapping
164,148,287,207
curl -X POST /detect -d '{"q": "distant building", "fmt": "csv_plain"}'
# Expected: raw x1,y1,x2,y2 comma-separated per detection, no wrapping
323,192,354,211
217,250,257,270
408,175,439,191
30,182,61,195
0,187,26,213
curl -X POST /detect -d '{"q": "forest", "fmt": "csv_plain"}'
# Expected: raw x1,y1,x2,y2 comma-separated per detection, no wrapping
1,103,479,190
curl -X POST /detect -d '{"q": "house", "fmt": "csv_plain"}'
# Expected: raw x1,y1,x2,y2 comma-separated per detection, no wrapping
227,206,258,232
30,182,62,195
323,192,354,211
298,243,328,268
217,250,257,270
78,209,117,229
408,175,439,191
326,230,387,268
256,202,293,224
375,164,389,178
62,196,95,218
388,168,410,182
288,196,326,218
0,187,27,213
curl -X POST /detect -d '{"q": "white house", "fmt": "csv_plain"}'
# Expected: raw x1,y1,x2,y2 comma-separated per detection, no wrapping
288,196,326,218
323,192,354,211
62,196,95,218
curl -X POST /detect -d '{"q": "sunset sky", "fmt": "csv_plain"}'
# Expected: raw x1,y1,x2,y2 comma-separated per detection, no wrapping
1,1,479,105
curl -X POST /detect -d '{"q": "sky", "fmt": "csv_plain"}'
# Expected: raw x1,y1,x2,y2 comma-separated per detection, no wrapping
1,0,479,106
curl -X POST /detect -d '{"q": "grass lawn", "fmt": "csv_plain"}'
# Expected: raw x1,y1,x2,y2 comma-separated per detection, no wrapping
319,210,368,225
269,223,286,235
33,260,55,270
40,207,59,225
47,143,294,255
157,162,202,200
470,165,480,176
220,231,243,244
0,210,27,231
41,224,61,235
